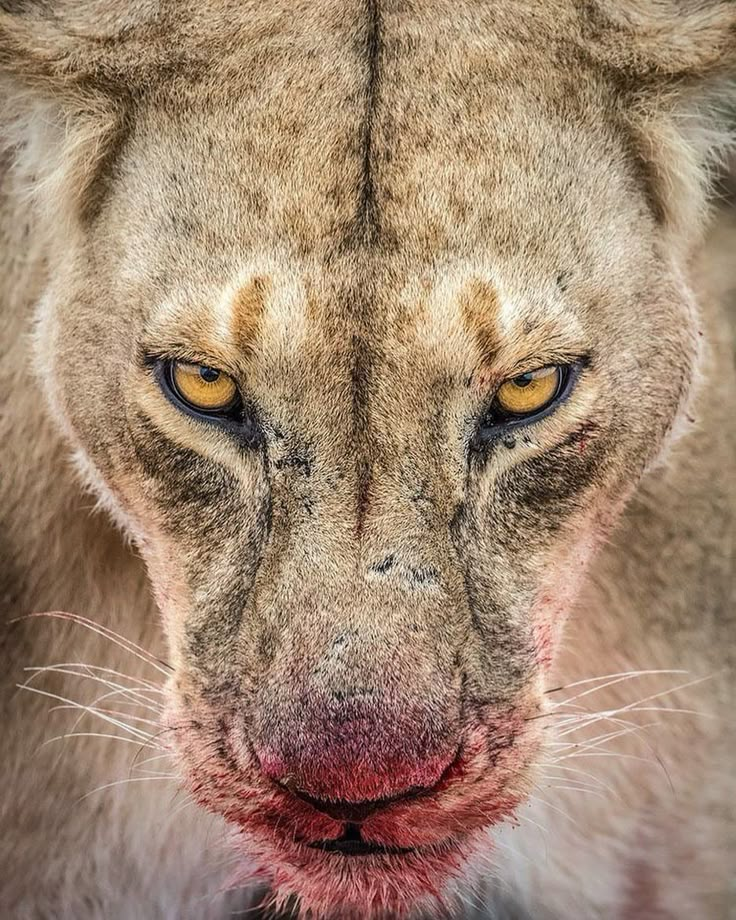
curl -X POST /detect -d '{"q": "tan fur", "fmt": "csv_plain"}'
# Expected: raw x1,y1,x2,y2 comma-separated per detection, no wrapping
1,3,734,918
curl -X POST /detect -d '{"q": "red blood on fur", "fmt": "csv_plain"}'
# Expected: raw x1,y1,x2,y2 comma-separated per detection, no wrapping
253,695,459,804
166,701,542,916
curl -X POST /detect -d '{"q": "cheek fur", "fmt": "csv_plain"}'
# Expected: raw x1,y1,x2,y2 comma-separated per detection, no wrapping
135,529,197,668
531,498,627,669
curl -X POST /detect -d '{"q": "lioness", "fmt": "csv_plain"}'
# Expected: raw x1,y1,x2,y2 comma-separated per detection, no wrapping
1,2,734,918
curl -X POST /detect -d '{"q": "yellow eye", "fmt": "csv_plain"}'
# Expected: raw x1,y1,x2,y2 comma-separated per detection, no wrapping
494,366,563,417
169,361,239,412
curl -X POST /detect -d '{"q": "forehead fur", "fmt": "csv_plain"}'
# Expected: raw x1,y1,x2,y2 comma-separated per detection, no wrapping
2,1,734,259
90,7,664,371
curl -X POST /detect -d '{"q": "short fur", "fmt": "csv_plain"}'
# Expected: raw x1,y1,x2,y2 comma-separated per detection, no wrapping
1,2,734,918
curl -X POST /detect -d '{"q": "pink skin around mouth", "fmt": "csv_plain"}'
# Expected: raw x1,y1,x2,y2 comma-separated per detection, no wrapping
254,741,460,814
170,707,541,918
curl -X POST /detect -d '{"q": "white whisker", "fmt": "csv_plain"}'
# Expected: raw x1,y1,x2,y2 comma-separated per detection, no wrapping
526,793,580,828
77,775,176,802
543,783,607,800
547,669,688,702
133,753,175,769
50,704,161,727
18,611,171,675
40,731,159,748
24,661,163,691
19,684,159,745
22,665,164,712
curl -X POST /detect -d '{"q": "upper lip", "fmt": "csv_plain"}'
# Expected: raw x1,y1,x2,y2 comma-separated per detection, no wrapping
290,782,436,823
279,742,465,824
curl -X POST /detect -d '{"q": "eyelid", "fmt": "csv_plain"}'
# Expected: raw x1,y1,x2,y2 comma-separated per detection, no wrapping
140,346,239,379
170,361,239,411
500,352,588,381
149,358,263,447
151,358,240,418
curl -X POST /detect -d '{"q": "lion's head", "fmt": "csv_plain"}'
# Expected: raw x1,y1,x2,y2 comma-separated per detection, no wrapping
2,1,734,915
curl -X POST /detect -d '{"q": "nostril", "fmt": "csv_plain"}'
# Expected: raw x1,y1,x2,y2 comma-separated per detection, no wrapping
283,783,429,822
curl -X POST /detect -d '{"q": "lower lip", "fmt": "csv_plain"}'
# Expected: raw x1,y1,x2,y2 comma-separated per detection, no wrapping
308,838,420,857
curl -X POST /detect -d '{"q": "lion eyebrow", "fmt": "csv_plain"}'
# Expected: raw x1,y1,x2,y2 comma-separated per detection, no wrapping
138,271,274,366
460,279,502,363
457,276,587,374
224,274,271,350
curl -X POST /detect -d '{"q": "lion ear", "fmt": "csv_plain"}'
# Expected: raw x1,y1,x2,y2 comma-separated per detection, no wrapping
582,2,736,252
0,1,165,88
0,2,171,227
582,1,736,79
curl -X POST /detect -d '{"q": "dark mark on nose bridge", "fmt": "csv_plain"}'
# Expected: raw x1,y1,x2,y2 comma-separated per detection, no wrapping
368,555,440,589
352,334,373,538
274,453,313,476
407,565,440,588
370,553,396,574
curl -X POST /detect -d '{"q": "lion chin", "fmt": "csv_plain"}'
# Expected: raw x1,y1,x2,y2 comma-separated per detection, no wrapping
227,826,487,919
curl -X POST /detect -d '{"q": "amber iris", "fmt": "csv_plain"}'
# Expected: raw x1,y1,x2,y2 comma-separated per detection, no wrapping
170,362,238,412
494,365,562,416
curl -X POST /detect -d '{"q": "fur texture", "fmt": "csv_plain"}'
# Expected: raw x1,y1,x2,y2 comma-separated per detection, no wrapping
1,2,734,918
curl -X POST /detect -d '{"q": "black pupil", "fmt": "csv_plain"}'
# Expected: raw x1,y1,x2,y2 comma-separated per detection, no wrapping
199,366,220,384
514,372,534,388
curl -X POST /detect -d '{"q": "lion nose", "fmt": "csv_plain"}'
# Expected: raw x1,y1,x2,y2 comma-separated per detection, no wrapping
253,693,458,807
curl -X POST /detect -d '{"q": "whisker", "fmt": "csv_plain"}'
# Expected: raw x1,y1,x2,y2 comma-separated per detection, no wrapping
56,686,166,769
551,672,717,737
557,718,658,747
546,669,688,700
19,684,158,744
526,793,580,829
542,783,607,801
49,704,161,727
131,768,178,778
553,709,646,738
554,701,715,740
554,731,673,778
15,611,171,674
561,750,668,768
596,672,717,715
23,661,163,692
129,727,179,773
539,770,607,793
133,752,175,769
540,762,616,794
23,665,164,705
23,666,164,713
77,775,176,802
40,731,160,749
512,809,551,863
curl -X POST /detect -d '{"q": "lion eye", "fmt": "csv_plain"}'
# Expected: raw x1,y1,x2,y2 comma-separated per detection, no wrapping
493,365,564,417
168,361,239,413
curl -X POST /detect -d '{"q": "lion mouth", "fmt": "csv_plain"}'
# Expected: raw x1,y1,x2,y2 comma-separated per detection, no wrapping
308,823,420,857
174,715,536,916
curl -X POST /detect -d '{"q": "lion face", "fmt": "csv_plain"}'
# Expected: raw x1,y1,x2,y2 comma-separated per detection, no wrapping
5,0,729,915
